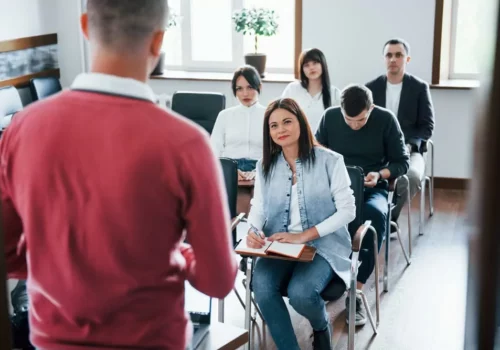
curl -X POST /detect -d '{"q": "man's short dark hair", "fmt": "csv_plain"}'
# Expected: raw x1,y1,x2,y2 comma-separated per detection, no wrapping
87,0,168,51
231,65,262,96
383,38,410,55
340,84,373,117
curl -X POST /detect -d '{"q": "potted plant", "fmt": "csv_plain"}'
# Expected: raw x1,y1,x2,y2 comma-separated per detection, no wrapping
232,7,279,77
151,8,180,76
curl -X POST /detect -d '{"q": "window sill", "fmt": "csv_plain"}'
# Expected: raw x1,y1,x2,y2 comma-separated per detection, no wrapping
430,79,480,90
150,70,295,83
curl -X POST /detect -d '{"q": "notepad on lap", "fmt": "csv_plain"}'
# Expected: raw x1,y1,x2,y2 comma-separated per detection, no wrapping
235,239,306,259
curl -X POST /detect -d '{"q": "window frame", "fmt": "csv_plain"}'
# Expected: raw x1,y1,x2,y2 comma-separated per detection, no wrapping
165,0,302,77
448,0,479,80
432,0,479,86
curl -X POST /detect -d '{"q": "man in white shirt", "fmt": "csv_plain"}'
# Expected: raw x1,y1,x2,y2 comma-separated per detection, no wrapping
366,38,435,229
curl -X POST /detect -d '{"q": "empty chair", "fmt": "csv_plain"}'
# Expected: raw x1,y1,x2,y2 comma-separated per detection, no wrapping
171,91,225,134
29,77,62,101
0,86,23,133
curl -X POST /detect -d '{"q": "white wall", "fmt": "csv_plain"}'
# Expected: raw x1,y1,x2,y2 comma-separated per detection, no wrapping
24,0,478,179
0,0,58,41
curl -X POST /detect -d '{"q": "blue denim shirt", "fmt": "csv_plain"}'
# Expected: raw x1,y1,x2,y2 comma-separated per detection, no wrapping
249,146,354,286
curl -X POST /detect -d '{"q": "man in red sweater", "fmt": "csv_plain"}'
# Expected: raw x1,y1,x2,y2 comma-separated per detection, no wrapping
1,1,237,349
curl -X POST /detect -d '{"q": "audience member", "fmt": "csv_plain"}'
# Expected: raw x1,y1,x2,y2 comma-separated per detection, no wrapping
282,48,341,132
316,84,409,326
247,98,355,350
366,38,435,227
211,65,266,180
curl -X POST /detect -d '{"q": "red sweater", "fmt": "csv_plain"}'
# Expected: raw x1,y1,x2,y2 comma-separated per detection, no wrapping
1,90,237,350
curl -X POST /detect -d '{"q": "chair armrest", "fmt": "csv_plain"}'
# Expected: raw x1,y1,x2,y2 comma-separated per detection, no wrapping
388,177,399,192
231,213,246,231
352,220,373,252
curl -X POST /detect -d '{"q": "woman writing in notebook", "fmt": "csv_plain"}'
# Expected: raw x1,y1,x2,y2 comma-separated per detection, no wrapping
211,65,266,180
281,48,341,133
246,98,355,350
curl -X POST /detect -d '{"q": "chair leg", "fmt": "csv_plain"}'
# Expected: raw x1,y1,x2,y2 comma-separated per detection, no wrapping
243,258,253,350
392,221,410,265
370,226,381,328
218,298,224,323
360,291,378,334
419,177,426,235
384,204,390,292
429,140,435,216
427,176,434,217
407,179,412,258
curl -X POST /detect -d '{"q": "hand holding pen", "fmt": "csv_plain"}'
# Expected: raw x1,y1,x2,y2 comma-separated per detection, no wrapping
246,223,266,249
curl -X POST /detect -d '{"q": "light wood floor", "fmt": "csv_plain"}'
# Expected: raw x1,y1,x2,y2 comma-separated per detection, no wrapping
216,189,469,350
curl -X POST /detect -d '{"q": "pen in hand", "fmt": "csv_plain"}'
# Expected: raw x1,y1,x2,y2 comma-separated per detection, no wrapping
247,223,266,249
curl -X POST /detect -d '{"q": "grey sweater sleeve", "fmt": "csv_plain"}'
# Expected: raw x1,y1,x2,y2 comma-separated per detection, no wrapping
384,114,410,178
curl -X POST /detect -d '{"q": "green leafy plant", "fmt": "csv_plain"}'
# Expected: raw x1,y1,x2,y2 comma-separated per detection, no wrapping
232,8,279,54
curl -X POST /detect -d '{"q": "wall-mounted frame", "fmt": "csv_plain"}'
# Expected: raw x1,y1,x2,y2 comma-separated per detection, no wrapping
0,34,60,88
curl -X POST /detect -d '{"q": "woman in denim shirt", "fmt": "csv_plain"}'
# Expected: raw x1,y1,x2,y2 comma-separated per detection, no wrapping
247,98,355,350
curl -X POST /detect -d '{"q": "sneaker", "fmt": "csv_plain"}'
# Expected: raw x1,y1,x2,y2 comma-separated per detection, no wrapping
390,222,398,239
312,322,333,350
345,291,367,326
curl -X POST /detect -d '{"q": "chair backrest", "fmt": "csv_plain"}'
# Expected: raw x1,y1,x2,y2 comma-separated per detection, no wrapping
29,77,62,101
0,86,23,131
171,91,225,134
219,158,238,244
346,165,364,237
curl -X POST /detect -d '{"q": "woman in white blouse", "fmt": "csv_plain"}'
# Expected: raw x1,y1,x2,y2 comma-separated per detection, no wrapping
282,48,341,132
211,65,266,180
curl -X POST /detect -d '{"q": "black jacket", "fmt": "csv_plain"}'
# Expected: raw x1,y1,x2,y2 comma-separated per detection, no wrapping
366,73,435,152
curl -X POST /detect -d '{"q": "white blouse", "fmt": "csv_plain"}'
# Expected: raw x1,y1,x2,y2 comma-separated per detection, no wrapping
282,80,341,132
210,103,266,160
248,157,355,237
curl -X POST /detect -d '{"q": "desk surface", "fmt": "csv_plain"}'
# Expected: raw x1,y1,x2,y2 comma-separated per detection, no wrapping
238,246,316,262
198,322,249,350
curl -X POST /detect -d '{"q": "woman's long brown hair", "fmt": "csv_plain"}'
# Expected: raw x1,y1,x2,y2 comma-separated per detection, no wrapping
262,98,317,180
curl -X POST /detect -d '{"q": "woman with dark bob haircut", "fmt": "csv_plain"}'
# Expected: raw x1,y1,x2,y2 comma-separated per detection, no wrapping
246,98,355,350
211,65,265,180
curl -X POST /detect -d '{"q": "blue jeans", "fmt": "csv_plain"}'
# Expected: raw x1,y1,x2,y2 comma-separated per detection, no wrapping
357,186,389,284
235,158,257,172
252,255,334,350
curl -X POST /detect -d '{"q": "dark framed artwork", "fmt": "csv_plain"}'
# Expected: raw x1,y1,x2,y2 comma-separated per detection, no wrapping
0,34,60,88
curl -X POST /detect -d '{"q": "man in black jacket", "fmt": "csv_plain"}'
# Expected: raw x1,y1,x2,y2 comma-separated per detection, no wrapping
316,84,409,327
366,38,435,227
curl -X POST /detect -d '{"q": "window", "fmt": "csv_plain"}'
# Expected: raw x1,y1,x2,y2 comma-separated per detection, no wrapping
449,0,479,79
163,0,296,74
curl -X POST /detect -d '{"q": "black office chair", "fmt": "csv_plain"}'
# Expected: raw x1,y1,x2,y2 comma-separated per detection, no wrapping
226,166,380,350
0,86,23,135
171,91,225,134
29,77,62,101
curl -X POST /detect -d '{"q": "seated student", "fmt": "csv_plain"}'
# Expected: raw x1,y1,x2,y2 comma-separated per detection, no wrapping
211,65,266,180
247,98,356,350
366,38,435,228
281,48,341,132
1,1,237,350
315,84,409,326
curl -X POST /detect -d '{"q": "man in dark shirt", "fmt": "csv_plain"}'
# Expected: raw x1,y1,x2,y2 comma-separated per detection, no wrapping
366,38,435,226
316,84,409,327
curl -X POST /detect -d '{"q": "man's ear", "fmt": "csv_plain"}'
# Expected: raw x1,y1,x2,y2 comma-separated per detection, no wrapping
150,31,165,57
406,55,411,64
81,13,89,40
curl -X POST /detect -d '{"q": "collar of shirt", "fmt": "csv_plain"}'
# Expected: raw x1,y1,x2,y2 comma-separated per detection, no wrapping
237,101,262,112
71,73,157,103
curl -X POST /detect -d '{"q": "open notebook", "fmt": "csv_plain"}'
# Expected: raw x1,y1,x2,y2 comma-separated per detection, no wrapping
235,238,306,259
